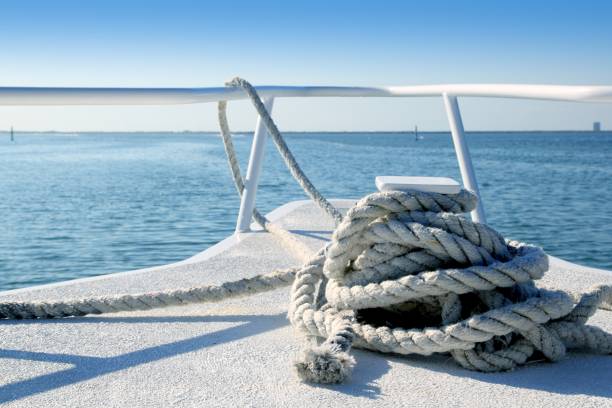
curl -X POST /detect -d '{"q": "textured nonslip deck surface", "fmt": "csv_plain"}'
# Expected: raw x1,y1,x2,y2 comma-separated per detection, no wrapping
0,200,611,407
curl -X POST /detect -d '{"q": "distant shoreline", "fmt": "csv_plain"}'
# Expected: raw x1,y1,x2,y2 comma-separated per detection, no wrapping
1,130,611,135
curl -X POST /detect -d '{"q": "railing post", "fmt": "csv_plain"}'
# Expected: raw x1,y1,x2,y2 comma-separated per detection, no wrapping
442,93,486,223
235,97,275,233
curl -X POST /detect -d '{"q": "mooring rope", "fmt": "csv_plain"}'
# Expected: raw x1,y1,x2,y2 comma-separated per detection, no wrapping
289,190,612,380
0,78,610,385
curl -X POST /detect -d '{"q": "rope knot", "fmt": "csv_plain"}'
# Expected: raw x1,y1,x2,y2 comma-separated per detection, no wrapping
225,77,243,87
290,189,612,382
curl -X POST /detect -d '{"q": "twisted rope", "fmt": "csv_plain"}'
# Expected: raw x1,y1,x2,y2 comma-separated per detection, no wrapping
0,78,610,386
221,77,343,225
289,190,612,382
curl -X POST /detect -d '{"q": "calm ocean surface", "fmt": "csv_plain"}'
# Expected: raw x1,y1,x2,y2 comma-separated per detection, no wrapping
1,131,611,290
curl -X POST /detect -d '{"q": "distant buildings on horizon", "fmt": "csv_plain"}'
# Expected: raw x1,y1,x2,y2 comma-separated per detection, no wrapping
593,122,602,132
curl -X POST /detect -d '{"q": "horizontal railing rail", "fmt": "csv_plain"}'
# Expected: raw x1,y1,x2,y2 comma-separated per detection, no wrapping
2,83,611,230
0,84,612,105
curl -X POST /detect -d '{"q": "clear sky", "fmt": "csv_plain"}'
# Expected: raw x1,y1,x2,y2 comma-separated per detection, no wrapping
1,0,611,131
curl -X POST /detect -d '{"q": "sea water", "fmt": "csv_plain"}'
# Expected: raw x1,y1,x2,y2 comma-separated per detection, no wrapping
1,131,611,290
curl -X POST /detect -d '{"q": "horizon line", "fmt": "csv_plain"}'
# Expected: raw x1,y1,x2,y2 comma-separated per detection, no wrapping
0,129,608,134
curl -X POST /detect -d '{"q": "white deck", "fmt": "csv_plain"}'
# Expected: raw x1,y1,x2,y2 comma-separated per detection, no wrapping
0,200,610,407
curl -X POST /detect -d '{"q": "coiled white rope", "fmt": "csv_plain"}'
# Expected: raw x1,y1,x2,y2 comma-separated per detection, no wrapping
0,78,610,385
288,190,612,381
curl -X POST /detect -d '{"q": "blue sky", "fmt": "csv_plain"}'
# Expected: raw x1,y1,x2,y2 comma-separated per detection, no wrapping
1,0,611,131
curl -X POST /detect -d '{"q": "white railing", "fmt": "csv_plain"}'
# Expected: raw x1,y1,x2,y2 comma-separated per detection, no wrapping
1,84,611,231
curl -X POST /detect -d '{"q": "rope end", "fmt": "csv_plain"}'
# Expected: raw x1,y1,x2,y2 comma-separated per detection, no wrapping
294,346,355,384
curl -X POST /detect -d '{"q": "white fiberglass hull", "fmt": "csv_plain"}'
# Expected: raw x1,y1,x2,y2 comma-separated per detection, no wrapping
0,200,610,407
